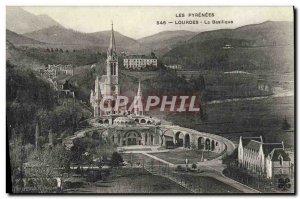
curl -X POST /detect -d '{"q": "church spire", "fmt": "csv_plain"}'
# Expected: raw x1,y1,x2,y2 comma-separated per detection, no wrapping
134,80,143,116
137,80,142,97
107,21,117,59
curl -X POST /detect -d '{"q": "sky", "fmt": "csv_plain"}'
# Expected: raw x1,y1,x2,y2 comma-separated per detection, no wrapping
23,6,293,39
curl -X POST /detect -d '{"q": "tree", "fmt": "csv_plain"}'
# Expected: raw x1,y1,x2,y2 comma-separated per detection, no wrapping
282,117,291,130
192,163,197,170
9,134,26,193
150,52,156,58
110,152,123,167
26,150,56,193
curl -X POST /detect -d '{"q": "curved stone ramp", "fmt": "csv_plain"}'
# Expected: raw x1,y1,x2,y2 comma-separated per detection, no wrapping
160,125,236,157
66,118,236,158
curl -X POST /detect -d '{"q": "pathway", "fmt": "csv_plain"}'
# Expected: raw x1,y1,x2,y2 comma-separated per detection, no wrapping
139,151,260,193
141,152,175,167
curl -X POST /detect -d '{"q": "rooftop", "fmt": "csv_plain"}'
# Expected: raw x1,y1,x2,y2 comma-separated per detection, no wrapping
241,136,263,147
262,143,283,155
125,54,157,59
269,148,290,161
245,140,262,151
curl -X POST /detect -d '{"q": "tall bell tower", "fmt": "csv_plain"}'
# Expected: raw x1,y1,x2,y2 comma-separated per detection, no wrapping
105,22,119,97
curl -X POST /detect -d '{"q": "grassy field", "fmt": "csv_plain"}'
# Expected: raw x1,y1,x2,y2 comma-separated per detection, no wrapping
177,173,242,193
150,150,220,164
165,96,294,148
66,168,190,193
122,153,163,166
65,164,242,193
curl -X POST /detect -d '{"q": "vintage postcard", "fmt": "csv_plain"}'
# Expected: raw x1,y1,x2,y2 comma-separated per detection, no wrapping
6,6,295,194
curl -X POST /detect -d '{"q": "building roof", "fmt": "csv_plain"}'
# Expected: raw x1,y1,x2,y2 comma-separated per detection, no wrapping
269,148,290,161
241,136,263,147
262,143,283,155
245,140,262,151
125,54,157,59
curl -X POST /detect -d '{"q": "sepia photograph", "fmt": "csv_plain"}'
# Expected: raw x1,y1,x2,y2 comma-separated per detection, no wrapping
6,6,295,194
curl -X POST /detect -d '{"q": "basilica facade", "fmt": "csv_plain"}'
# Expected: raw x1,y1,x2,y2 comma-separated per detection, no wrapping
90,23,122,117
89,23,159,147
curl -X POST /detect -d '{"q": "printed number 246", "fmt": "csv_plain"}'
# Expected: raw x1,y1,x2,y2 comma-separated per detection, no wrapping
157,21,166,25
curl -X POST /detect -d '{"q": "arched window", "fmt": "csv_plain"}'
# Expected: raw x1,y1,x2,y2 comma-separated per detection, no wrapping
110,63,114,75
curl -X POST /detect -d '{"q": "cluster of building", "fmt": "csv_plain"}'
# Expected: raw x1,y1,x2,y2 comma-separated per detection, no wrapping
40,64,74,79
39,64,75,105
123,54,157,70
86,23,229,155
238,136,292,179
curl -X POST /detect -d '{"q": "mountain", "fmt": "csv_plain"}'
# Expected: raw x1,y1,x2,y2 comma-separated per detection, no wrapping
162,21,294,73
138,30,197,55
24,26,147,53
6,29,44,45
6,7,61,34
188,21,293,46
6,40,44,68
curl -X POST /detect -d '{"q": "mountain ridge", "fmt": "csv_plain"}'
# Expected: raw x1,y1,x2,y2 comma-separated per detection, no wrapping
162,21,294,73
23,25,146,53
6,7,61,34
138,30,197,55
6,29,45,45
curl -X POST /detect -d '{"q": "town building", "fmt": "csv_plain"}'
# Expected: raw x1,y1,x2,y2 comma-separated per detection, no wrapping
165,64,183,70
238,136,291,179
40,64,74,79
123,54,157,70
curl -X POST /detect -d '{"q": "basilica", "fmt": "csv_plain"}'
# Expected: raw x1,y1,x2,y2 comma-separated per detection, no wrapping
84,23,227,153
89,23,161,146
90,23,122,117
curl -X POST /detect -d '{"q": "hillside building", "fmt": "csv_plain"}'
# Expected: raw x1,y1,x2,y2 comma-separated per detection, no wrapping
123,54,157,70
238,136,291,179
40,64,74,79
165,64,183,70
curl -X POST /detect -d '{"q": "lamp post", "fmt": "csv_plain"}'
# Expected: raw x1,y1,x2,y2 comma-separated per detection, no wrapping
185,148,189,171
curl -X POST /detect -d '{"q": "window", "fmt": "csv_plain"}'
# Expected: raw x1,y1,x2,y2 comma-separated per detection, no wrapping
110,63,114,75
